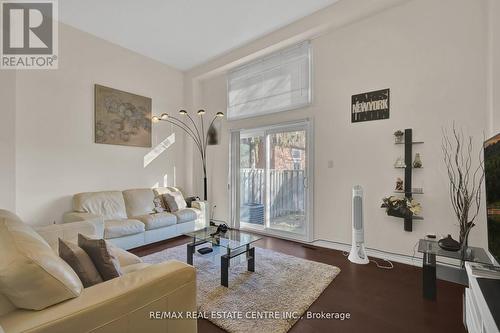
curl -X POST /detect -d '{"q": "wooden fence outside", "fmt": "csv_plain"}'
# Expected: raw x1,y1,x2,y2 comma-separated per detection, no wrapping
240,168,305,219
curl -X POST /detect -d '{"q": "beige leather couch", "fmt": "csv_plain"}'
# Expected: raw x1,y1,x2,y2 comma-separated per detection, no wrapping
64,187,207,250
0,210,197,333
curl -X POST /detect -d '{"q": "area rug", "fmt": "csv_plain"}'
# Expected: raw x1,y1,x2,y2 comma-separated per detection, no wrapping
141,244,340,333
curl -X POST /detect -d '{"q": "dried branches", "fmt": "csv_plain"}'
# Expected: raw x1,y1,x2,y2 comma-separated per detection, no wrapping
442,124,485,246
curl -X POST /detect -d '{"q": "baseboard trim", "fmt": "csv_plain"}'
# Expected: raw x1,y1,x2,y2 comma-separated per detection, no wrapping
312,239,422,267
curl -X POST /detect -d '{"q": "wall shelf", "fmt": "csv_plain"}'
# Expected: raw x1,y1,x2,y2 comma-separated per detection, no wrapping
394,190,424,194
395,141,424,145
398,129,423,232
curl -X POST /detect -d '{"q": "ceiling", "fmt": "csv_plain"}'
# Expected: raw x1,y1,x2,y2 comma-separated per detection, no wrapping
59,0,338,70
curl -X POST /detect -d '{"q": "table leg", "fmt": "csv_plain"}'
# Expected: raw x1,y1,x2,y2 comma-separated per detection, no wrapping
247,246,255,272
423,252,436,300
187,243,195,265
221,254,229,287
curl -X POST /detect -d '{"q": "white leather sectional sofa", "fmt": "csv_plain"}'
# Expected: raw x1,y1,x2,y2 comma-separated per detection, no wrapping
63,187,207,250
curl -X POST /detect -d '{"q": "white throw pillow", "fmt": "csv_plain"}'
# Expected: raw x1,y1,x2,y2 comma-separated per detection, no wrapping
162,192,187,212
0,210,83,310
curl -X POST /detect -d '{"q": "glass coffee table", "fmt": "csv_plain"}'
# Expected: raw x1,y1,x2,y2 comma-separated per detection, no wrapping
184,226,262,287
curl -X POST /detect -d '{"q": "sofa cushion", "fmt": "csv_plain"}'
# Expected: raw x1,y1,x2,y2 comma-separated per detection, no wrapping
78,234,122,281
73,191,127,220
173,208,198,224
0,210,83,310
58,239,103,288
122,189,156,218
106,241,143,267
103,219,145,239
120,262,151,274
134,212,176,230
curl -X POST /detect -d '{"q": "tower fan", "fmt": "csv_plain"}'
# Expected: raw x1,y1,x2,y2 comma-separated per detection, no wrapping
348,185,369,264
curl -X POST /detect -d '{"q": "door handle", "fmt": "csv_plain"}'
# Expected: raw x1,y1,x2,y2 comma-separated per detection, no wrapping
303,177,308,188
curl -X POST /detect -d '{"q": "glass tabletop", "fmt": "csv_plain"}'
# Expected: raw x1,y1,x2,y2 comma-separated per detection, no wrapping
184,226,262,251
418,239,492,265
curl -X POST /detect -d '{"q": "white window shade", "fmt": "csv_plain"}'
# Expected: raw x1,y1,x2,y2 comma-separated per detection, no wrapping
227,41,311,120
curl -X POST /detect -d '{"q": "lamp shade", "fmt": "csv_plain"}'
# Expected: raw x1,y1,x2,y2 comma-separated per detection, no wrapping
207,123,219,145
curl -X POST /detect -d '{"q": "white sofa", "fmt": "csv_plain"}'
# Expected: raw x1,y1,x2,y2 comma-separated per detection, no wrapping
0,209,197,333
63,187,207,250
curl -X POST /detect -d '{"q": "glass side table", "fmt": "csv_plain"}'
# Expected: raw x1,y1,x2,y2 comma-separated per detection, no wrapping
418,239,491,300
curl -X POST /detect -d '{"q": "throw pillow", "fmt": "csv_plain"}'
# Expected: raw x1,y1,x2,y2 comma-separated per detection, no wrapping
0,210,83,310
153,196,166,213
162,192,187,212
185,196,200,208
78,234,122,280
58,238,103,288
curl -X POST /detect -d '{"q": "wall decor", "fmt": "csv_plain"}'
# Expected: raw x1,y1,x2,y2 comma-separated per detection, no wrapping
94,84,152,147
351,88,390,123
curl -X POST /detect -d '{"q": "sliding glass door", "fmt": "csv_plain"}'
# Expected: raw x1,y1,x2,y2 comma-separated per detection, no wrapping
233,121,311,241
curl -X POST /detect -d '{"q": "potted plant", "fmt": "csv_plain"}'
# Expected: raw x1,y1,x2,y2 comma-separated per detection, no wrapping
394,130,404,143
381,196,422,218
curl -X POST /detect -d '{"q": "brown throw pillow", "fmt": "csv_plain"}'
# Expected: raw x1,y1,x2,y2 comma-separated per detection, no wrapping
162,192,187,212
78,234,122,281
153,196,166,212
58,239,103,288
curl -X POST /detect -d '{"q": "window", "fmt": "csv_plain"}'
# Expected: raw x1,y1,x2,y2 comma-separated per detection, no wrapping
227,41,311,120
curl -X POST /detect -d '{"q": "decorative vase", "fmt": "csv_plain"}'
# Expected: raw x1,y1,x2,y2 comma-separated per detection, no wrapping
394,130,404,143
394,157,406,168
438,234,461,252
413,153,423,168
395,178,404,191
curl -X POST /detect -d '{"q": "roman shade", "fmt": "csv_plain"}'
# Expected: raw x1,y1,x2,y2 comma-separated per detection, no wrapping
227,41,311,120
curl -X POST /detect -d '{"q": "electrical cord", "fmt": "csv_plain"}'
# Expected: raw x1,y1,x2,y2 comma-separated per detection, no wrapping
342,251,394,270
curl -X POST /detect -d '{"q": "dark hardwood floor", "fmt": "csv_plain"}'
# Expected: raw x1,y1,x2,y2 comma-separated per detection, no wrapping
130,235,466,333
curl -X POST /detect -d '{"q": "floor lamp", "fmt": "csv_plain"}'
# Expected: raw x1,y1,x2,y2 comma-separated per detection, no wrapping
152,109,224,200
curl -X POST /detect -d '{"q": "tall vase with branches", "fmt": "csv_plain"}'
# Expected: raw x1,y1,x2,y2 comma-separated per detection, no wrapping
442,124,485,249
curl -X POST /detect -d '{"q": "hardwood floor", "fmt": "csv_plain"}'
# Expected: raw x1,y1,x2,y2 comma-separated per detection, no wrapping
130,235,466,333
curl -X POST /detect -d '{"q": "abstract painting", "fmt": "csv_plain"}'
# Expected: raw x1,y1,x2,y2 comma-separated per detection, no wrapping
94,84,152,147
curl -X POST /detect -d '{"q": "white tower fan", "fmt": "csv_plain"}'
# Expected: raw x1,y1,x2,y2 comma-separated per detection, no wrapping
348,185,369,264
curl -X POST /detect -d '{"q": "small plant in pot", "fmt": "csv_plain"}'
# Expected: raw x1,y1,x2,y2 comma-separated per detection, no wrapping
394,130,404,143
381,196,422,218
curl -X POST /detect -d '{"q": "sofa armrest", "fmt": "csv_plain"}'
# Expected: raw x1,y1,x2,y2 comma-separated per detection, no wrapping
0,261,197,333
191,200,209,224
35,218,105,251
63,211,103,223
63,212,104,236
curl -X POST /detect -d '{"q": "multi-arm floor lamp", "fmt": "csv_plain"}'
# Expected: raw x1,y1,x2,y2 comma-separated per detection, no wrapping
152,109,224,200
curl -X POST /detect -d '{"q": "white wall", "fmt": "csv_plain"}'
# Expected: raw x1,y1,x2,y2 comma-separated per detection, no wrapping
15,24,185,225
0,71,16,212
187,0,490,256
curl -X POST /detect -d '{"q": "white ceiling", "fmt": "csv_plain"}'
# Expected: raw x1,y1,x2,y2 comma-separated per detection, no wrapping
59,0,338,70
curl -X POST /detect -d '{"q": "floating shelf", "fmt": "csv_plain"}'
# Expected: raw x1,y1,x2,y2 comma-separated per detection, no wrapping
394,190,424,194
395,141,424,145
395,166,424,169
